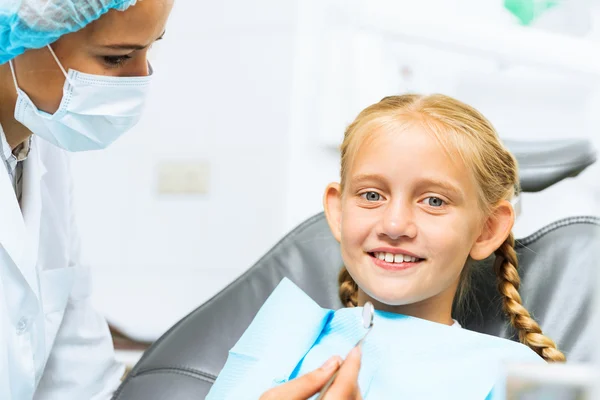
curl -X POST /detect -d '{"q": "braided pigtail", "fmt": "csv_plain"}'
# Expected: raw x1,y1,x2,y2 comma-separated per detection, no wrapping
338,266,358,307
494,233,566,362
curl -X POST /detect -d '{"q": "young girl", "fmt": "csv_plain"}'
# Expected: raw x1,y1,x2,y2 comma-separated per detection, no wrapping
207,94,565,399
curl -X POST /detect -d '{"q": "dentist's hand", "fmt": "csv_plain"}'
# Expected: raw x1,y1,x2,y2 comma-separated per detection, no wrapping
259,346,363,400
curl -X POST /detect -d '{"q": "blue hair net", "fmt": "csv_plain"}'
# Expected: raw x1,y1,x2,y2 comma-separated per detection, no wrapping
0,0,138,64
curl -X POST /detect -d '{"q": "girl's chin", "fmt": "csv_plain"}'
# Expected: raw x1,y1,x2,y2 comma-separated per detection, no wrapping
359,286,416,308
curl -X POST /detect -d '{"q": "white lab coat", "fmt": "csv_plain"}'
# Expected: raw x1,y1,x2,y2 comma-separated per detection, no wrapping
0,135,124,399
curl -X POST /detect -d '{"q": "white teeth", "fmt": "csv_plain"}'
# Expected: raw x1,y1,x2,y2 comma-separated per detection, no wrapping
374,252,420,263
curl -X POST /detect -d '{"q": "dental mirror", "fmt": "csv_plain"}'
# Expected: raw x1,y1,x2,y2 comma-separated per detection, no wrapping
362,301,374,329
315,301,375,399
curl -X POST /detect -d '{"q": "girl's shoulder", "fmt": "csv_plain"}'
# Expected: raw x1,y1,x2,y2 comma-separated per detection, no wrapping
458,327,546,364
331,308,546,364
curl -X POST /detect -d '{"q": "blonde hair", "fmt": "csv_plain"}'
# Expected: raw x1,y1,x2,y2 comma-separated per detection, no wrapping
337,94,565,362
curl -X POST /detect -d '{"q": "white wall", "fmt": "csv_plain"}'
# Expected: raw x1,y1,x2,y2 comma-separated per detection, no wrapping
71,0,600,341
284,0,600,238
72,0,299,341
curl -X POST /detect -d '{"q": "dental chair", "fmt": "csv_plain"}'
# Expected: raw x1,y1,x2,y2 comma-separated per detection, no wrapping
113,139,599,400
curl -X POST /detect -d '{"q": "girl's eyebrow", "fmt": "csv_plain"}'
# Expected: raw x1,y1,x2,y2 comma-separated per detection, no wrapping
350,173,387,186
416,178,464,200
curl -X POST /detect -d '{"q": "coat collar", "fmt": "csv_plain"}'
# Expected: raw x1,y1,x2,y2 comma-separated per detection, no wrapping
0,131,47,292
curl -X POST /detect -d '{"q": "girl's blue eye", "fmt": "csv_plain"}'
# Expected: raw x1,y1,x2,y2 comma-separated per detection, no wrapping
424,197,445,207
362,191,381,201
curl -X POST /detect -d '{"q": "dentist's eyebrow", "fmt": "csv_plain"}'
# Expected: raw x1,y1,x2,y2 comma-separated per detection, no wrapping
101,30,166,51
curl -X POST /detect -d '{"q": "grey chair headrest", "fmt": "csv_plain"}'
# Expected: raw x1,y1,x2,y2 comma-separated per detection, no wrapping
504,138,597,192
113,213,600,400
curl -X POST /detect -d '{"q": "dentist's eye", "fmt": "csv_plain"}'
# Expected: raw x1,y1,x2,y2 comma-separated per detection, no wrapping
423,197,445,207
102,54,132,68
361,191,382,202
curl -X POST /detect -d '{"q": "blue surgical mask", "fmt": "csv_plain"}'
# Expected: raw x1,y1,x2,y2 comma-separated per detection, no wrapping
9,45,152,152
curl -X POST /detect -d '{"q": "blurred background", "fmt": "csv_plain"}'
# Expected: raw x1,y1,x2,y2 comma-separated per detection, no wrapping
68,0,600,367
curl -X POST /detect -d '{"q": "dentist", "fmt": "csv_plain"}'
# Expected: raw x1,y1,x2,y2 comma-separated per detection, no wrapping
0,1,361,399
0,1,173,398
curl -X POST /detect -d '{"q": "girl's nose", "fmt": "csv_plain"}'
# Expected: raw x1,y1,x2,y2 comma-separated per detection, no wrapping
379,202,417,240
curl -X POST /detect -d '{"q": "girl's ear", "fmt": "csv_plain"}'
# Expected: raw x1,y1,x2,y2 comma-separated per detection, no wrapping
470,200,515,260
323,183,343,243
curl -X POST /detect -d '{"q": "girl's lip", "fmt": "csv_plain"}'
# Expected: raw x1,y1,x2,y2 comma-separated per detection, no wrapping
369,253,423,271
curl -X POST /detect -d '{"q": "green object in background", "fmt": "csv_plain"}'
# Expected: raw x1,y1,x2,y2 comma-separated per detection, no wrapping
504,0,559,25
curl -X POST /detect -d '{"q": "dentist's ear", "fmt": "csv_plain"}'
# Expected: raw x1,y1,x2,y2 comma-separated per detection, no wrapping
323,183,343,243
469,200,515,261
